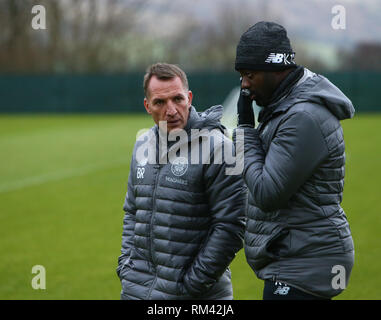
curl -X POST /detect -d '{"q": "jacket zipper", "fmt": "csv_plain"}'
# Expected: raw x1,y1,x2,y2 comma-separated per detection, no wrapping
147,164,161,299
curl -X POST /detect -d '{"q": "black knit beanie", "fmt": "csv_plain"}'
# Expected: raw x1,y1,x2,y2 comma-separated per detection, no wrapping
235,21,296,71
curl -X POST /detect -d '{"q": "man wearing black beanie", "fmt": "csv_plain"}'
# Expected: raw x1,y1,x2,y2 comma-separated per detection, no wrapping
233,21,355,300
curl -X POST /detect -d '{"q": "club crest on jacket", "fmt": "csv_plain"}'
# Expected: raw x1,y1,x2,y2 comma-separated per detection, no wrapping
171,157,188,177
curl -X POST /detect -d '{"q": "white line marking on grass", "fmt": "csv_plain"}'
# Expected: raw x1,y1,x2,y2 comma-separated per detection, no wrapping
0,158,128,194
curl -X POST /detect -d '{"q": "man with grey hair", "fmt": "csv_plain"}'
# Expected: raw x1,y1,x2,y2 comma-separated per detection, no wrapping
116,63,246,300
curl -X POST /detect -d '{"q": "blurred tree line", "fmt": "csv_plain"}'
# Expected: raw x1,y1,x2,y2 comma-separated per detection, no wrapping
0,0,380,73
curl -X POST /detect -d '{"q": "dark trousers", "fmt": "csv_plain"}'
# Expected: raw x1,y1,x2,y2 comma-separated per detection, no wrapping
263,280,330,300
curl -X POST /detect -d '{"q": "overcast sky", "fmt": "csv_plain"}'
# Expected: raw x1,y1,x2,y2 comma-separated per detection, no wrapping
137,0,381,47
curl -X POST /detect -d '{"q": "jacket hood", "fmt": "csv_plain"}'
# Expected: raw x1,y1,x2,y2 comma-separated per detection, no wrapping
185,104,227,133
152,104,225,136
272,68,355,121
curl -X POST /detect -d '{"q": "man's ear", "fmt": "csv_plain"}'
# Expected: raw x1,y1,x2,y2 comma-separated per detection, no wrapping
144,98,152,114
187,90,193,106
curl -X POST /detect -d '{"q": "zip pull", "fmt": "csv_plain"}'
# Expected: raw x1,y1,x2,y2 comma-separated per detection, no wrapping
149,263,156,274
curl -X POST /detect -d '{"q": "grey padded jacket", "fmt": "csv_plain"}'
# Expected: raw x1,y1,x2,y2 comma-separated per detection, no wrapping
117,105,246,300
239,68,355,298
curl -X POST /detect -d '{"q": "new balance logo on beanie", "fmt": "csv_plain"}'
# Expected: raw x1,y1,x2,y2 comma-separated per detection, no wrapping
235,21,297,71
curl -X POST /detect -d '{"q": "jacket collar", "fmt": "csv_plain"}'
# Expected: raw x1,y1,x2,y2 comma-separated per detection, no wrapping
258,67,315,125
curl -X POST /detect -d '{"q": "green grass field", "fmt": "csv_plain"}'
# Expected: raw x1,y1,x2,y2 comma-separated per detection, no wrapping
0,113,380,300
